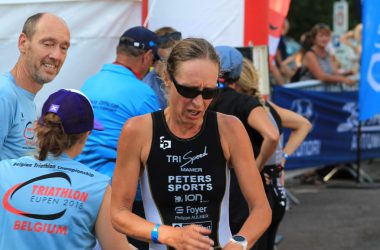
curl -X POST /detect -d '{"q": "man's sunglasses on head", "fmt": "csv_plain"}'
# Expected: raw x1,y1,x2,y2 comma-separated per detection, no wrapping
158,32,182,45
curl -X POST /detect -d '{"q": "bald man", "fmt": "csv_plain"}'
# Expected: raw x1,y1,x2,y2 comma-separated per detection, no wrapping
0,13,71,160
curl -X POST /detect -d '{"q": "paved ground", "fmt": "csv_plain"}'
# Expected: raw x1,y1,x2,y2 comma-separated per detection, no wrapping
277,159,380,250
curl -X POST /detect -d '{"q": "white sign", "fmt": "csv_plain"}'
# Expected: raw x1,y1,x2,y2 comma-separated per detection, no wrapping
333,1,349,34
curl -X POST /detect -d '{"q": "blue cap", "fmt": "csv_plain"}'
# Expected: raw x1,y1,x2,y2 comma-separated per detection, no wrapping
215,46,243,80
40,89,104,134
119,26,159,56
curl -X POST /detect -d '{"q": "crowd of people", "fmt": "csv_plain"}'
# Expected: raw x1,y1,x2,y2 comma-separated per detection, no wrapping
270,21,362,88
1,12,315,250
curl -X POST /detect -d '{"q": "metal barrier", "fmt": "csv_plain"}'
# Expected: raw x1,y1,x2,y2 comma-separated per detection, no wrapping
283,76,359,92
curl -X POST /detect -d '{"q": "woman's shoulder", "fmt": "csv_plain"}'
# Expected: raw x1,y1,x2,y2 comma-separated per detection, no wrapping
123,113,153,133
216,112,245,132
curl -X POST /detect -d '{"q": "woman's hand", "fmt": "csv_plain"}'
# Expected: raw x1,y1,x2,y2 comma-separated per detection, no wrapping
342,77,356,86
161,224,214,250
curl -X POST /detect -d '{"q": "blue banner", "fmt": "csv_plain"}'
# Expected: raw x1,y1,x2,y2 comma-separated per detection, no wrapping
359,0,380,121
272,86,380,170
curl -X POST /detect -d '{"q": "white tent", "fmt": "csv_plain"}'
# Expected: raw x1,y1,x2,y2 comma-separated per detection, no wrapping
0,0,264,113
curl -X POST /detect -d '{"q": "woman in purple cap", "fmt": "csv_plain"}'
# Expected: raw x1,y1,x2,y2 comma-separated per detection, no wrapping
0,89,135,250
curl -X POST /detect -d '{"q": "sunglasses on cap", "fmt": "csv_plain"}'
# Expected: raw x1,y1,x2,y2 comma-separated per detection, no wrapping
158,32,182,45
169,72,220,100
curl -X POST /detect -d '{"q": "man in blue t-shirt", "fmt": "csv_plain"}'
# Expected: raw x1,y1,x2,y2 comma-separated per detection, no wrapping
77,26,159,179
77,27,159,250
0,13,70,160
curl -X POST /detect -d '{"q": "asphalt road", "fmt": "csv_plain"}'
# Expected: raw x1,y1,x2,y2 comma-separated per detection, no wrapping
277,160,380,250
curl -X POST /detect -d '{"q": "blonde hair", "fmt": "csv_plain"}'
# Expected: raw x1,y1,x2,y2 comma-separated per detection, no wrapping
35,113,86,161
236,58,265,107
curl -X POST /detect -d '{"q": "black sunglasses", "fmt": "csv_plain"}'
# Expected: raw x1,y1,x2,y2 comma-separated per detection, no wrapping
158,32,182,45
169,72,219,100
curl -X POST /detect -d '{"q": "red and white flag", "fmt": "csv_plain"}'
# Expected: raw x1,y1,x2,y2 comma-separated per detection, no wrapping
268,0,291,63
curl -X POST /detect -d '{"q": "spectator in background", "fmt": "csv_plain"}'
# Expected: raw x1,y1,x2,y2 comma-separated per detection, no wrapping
336,23,362,76
77,26,160,250
300,23,355,86
276,19,290,68
143,27,182,109
77,26,159,177
270,19,290,84
0,89,135,250
282,32,314,82
236,58,312,250
340,23,362,57
0,13,70,160
111,38,271,250
210,46,279,237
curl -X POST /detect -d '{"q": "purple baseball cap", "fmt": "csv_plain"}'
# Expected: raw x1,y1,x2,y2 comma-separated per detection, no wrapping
40,89,104,134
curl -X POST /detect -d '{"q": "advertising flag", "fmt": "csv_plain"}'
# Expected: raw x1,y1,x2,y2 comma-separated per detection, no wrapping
268,0,291,63
359,0,380,121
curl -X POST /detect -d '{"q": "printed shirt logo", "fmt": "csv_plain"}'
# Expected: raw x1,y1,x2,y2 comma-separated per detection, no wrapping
3,172,88,220
23,121,35,141
160,136,172,150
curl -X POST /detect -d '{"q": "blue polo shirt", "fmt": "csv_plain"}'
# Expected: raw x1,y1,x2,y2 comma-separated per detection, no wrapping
77,63,159,185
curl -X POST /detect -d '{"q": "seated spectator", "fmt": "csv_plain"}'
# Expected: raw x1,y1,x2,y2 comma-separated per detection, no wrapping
0,89,134,250
143,27,182,109
300,23,355,86
282,32,313,82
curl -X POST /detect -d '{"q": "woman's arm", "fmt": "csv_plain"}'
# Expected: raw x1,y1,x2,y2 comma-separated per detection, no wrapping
303,51,355,85
247,107,279,171
110,115,214,249
269,102,312,166
95,186,136,250
219,114,271,249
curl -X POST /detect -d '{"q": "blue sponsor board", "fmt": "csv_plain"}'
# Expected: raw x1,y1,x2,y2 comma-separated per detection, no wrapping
359,0,380,121
272,86,380,169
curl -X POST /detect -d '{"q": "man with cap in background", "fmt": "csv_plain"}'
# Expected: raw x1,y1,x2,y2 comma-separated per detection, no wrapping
77,26,159,177
143,27,182,109
77,26,159,250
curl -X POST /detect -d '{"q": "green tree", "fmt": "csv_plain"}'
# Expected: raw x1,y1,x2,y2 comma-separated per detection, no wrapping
287,0,361,41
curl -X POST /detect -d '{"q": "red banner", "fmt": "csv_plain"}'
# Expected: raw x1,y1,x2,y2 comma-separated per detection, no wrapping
268,0,291,62
244,0,269,46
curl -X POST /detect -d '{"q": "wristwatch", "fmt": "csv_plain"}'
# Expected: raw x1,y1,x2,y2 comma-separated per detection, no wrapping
230,235,248,250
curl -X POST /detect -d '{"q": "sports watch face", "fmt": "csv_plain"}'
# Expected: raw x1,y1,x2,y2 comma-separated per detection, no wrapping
233,235,246,242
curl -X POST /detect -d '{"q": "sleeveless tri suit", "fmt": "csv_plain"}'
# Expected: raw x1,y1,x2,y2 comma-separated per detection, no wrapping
140,110,232,249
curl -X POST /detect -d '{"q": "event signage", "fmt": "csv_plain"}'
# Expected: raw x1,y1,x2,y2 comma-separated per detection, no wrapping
272,86,380,170
359,0,380,121
333,0,348,34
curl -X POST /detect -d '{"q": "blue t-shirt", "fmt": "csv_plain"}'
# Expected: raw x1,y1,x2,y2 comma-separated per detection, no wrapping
0,153,110,250
0,72,37,160
143,69,167,109
77,63,159,179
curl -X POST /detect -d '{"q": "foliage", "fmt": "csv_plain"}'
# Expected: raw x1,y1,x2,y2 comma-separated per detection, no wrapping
287,0,362,41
